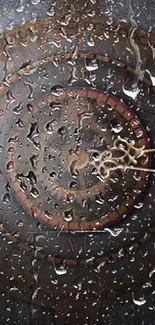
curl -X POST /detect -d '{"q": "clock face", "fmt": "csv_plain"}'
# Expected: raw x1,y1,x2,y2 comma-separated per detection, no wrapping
0,1,155,324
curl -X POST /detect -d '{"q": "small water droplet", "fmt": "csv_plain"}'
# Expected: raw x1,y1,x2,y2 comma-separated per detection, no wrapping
132,293,146,306
110,118,123,133
86,59,98,71
54,263,67,275
2,192,11,204
134,202,143,209
58,126,67,138
44,211,53,220
122,84,140,100
16,220,24,227
69,181,77,189
20,181,27,192
30,187,39,199
49,171,56,178
0,145,4,152
27,103,35,117
47,6,55,16
31,207,39,218
45,120,54,134
32,287,41,301
16,118,24,128
31,0,40,4
149,267,155,278
16,0,24,12
64,209,73,222
104,227,123,237
27,171,37,186
86,35,95,47
6,161,14,172
13,102,23,115
30,155,39,169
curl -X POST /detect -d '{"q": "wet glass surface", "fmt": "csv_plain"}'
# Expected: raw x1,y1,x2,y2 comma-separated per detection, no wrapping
0,0,155,324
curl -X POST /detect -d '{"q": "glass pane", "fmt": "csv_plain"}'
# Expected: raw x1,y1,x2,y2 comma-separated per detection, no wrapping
0,0,155,324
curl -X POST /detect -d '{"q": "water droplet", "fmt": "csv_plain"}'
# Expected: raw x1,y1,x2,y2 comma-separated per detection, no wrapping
0,145,4,152
122,84,140,100
16,220,24,227
27,103,35,117
86,35,95,47
69,160,79,177
17,0,24,12
49,171,56,178
30,187,39,199
58,126,67,137
13,102,23,115
50,85,64,95
16,118,24,128
20,181,27,192
86,59,98,71
132,294,146,306
134,202,143,209
110,118,123,133
69,181,77,189
79,215,86,221
64,209,73,222
31,0,40,4
2,192,11,204
146,70,155,86
31,208,39,218
8,135,19,143
95,261,105,273
30,154,39,169
104,227,123,237
6,161,14,172
45,120,54,134
54,263,67,275
47,6,55,16
66,193,74,203
32,287,41,301
0,110,4,117
27,171,37,186
10,286,18,292
149,267,155,278
44,211,53,220
5,182,11,191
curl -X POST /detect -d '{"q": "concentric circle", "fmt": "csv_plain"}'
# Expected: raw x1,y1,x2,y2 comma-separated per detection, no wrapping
6,88,150,231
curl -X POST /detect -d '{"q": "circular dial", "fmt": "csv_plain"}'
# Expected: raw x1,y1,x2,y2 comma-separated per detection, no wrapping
6,88,150,231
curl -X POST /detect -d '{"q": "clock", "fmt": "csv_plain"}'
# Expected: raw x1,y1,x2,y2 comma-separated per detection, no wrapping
0,1,155,324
